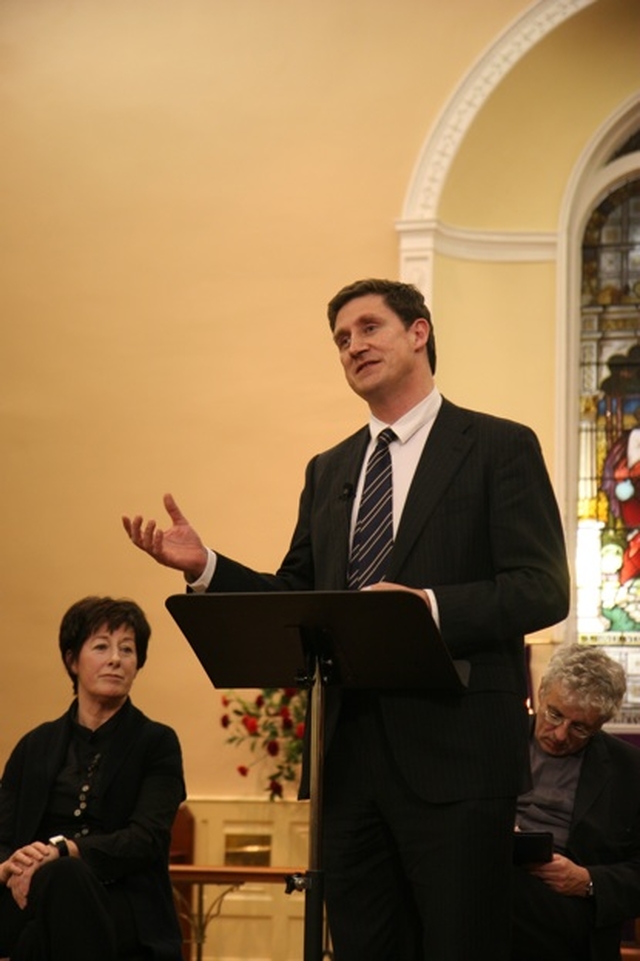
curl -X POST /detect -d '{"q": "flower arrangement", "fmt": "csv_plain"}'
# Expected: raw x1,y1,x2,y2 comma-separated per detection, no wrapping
221,687,307,800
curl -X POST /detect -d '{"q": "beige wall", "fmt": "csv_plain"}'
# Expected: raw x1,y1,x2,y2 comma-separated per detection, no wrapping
1,0,639,799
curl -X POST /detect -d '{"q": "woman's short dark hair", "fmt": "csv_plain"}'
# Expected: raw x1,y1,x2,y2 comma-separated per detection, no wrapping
327,278,437,374
59,596,151,692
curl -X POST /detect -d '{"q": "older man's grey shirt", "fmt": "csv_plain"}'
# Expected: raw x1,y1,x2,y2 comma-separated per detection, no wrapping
516,736,586,853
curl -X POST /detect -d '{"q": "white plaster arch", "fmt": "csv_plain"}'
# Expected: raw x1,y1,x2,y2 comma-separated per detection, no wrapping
555,93,640,568
395,0,596,293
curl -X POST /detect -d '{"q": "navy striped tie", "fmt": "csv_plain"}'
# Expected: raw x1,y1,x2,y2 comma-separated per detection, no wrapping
347,427,397,590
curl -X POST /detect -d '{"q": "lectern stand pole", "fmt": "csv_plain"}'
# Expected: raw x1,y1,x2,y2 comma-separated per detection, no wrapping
303,654,326,961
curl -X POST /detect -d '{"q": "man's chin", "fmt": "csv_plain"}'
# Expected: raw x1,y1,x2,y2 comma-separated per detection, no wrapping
540,739,570,756
347,372,381,401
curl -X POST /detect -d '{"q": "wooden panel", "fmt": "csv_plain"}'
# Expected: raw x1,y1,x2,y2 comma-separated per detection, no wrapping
169,799,309,961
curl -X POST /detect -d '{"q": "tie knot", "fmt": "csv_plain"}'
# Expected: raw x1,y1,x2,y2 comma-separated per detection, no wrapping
376,427,396,448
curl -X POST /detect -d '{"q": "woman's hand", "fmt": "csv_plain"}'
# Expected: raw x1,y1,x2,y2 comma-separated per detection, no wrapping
7,858,40,908
1,842,55,907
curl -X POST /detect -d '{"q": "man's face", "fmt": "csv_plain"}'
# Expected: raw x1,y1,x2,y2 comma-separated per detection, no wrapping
534,681,604,756
331,294,431,411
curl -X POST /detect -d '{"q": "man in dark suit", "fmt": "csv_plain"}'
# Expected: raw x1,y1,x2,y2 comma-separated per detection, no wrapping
123,278,570,960
513,643,640,961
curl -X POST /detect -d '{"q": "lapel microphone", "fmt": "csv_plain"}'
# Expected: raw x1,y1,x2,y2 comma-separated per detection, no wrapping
340,482,355,502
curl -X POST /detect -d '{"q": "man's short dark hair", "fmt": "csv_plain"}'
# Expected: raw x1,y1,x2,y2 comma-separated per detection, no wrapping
327,278,437,374
59,596,151,693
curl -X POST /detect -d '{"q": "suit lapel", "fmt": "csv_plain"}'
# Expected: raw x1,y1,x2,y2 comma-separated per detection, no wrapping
97,701,142,796
325,428,370,588
323,402,475,585
388,400,475,578
571,734,611,827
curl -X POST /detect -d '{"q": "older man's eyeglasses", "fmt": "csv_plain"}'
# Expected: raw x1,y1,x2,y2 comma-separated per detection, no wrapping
542,706,596,740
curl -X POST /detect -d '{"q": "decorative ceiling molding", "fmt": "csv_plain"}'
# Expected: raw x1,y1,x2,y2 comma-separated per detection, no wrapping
399,0,597,224
559,92,640,239
401,220,557,262
396,0,596,291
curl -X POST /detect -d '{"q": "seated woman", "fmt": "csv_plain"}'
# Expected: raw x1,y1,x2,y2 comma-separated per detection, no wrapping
0,596,186,961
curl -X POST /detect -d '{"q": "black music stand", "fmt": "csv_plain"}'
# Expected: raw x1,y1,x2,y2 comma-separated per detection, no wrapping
165,590,468,961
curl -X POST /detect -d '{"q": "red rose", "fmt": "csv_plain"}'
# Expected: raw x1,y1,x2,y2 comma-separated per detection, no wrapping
221,714,230,728
283,688,297,698
221,695,230,707
255,694,265,708
242,715,259,734
237,765,249,777
266,740,279,757
295,721,305,739
269,779,283,798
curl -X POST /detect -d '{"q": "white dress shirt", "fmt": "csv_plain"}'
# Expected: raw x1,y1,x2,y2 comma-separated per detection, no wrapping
190,388,443,622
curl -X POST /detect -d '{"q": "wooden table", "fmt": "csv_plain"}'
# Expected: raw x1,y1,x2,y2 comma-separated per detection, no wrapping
169,864,306,961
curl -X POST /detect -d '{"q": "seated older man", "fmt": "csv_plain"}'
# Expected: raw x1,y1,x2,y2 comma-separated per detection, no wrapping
512,643,640,961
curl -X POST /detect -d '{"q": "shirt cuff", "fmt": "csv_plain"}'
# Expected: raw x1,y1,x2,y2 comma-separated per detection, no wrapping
186,548,217,592
424,589,440,628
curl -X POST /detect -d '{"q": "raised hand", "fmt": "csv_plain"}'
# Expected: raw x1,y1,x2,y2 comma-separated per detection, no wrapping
122,493,209,581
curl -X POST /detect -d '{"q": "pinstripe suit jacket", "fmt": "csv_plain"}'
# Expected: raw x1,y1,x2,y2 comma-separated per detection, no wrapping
211,398,570,801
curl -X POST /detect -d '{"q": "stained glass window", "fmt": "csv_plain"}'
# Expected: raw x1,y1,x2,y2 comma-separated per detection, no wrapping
577,176,640,719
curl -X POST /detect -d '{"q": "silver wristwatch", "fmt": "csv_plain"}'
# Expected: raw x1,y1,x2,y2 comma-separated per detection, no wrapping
48,834,70,857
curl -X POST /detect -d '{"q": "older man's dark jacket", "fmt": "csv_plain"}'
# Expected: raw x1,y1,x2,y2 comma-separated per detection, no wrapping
515,728,640,960
572,730,640,957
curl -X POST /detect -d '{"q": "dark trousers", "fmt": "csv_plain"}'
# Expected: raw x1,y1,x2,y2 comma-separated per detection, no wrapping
0,857,144,961
511,866,596,961
322,694,516,961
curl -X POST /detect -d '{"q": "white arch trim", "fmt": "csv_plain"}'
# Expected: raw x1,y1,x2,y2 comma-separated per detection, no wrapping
541,91,640,643
396,0,595,292
555,92,640,546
